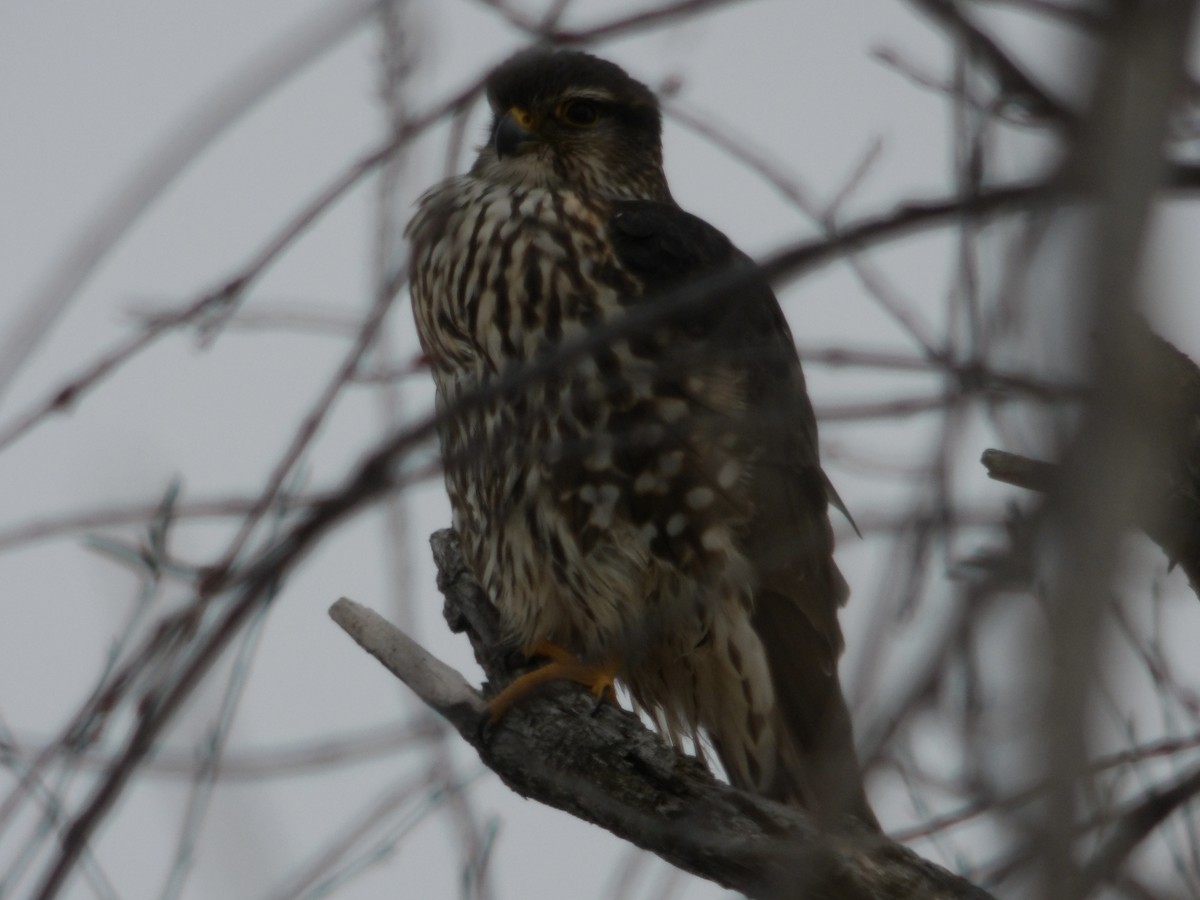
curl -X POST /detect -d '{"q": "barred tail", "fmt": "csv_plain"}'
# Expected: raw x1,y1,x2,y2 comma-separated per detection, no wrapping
725,587,879,830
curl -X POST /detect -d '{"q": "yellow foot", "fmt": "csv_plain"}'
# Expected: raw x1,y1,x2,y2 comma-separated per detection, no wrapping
487,641,621,722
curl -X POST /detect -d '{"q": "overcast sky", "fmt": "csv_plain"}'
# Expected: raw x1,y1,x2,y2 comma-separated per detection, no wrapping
4,2,1200,898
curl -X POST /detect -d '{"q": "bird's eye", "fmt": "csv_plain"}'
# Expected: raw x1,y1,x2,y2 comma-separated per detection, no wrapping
559,99,600,127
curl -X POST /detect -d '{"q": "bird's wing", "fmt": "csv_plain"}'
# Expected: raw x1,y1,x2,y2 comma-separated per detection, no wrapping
609,198,855,758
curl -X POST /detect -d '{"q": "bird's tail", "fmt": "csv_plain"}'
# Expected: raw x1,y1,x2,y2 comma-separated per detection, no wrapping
707,591,879,831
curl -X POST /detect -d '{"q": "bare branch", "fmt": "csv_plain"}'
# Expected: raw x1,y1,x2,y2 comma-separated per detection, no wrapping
0,0,378,405
330,598,487,731
329,530,996,900
475,0,758,45
1078,763,1200,894
904,0,1076,124
980,448,1057,492
973,0,1107,31
0,67,491,454
982,324,1200,598
5,723,440,780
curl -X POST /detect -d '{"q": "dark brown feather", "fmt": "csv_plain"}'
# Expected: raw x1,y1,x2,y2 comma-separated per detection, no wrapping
612,199,877,827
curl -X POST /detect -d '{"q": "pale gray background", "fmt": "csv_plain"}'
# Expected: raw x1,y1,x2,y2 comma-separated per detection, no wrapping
3,1,1200,898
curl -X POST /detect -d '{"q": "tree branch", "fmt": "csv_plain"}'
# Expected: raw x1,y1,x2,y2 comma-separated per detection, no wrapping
1077,762,1200,894
329,529,996,900
982,324,1200,598
904,0,1077,125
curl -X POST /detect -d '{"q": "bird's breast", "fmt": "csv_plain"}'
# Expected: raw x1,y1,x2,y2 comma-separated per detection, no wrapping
405,175,757,666
407,178,640,389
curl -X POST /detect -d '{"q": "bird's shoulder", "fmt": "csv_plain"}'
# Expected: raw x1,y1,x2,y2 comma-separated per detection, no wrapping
608,200,745,289
608,200,806,392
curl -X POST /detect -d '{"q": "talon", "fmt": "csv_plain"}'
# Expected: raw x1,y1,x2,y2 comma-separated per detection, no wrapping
587,664,620,715
524,639,579,665
475,709,492,745
486,641,622,722
590,681,619,716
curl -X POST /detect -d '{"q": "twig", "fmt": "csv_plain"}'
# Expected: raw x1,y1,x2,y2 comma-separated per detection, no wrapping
5,722,440,780
204,272,401,588
0,297,219,453
904,0,1076,124
891,730,1200,843
981,328,1200,598
1077,763,1200,894
0,65,492,455
973,0,1107,31
980,448,1058,492
0,495,319,555
665,99,942,356
475,0,754,44
0,0,379,407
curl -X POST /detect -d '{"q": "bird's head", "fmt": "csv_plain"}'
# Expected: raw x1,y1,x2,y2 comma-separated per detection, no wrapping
471,49,671,202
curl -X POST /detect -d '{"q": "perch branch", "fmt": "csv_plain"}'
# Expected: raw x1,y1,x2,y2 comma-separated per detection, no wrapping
330,529,995,900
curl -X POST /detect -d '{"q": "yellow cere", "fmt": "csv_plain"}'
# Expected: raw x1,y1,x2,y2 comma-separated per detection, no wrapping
508,106,535,129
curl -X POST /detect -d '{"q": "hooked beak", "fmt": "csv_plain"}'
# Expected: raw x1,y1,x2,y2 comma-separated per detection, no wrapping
494,108,538,160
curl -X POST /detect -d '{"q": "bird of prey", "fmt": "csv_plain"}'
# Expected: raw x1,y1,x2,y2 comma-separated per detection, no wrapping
406,48,877,828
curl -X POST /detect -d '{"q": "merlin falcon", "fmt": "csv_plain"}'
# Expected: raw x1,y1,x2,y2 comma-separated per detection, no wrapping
406,48,877,828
